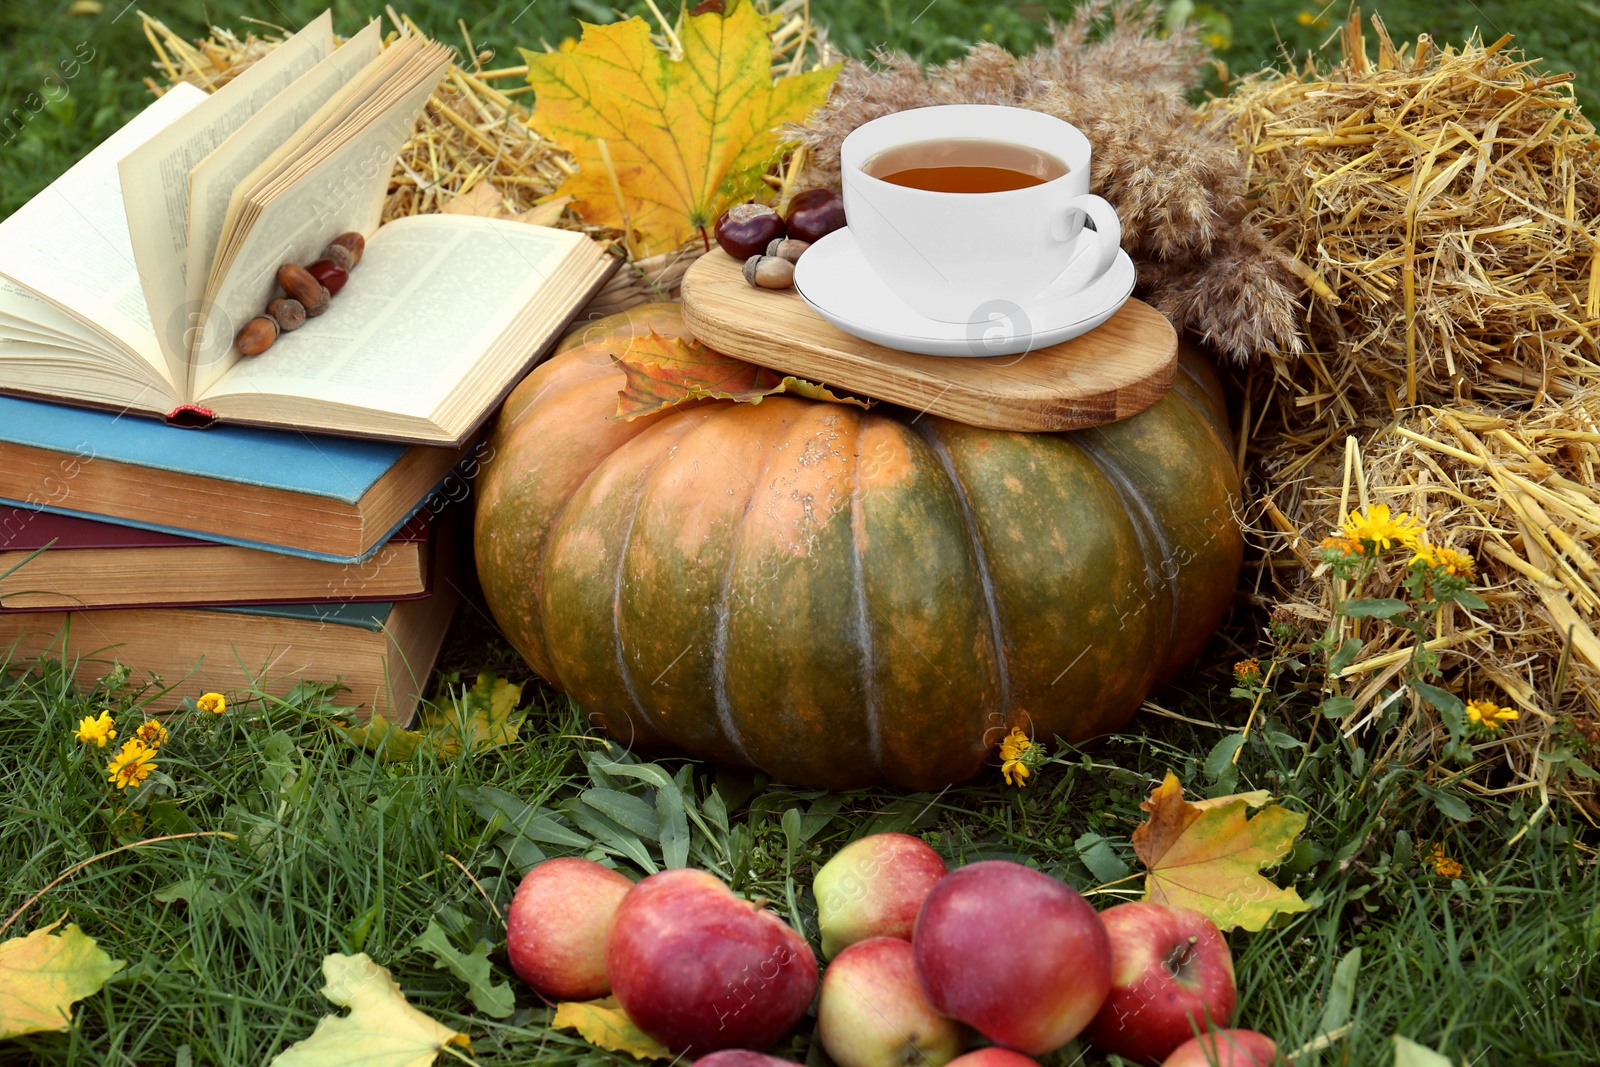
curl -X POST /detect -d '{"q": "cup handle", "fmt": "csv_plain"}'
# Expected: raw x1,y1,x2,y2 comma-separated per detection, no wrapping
1053,194,1122,284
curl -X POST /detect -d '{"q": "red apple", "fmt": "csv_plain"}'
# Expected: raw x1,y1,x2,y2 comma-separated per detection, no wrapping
693,1052,800,1067
1083,902,1236,1063
913,861,1111,1055
946,1051,1040,1067
606,868,818,1054
505,857,632,999
814,832,947,958
1162,1029,1281,1067
817,937,963,1067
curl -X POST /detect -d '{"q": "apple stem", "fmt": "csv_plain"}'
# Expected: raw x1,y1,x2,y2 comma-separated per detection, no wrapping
1165,935,1200,976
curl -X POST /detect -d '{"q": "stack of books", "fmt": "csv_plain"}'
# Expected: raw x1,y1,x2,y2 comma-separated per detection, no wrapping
0,13,614,723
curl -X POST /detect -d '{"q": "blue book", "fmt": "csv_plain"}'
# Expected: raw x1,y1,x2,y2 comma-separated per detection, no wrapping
0,393,471,563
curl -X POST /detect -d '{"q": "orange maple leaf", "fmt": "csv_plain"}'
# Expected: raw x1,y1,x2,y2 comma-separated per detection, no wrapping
521,0,838,256
1131,771,1311,932
612,330,867,420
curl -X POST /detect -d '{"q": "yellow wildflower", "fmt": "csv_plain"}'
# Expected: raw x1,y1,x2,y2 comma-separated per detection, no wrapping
1318,534,1365,556
1424,842,1463,879
999,726,1033,788
135,719,169,748
1234,658,1262,684
1409,542,1475,578
106,738,157,790
74,710,117,748
197,692,226,715
1466,698,1518,731
1340,504,1424,552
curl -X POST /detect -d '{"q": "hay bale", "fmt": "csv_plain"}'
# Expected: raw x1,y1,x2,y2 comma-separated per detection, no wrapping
1210,10,1600,415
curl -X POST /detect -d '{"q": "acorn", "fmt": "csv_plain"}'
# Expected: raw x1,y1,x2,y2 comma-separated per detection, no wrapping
715,203,785,260
277,263,323,308
234,315,279,356
267,297,306,332
320,242,357,272
764,237,810,264
329,231,365,266
303,284,332,317
743,254,795,290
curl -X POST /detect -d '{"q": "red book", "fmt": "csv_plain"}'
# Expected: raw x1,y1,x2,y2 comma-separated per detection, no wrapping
0,507,429,611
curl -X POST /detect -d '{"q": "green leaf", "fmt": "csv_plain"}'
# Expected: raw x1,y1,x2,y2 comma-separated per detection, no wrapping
0,920,125,1039
410,920,514,1019
1415,782,1472,822
582,789,660,842
1319,947,1361,1033
562,800,659,873
1329,637,1364,675
1075,831,1131,884
1341,598,1411,619
1451,589,1488,610
1204,733,1245,782
1319,695,1357,718
1393,1035,1454,1067
338,672,523,762
1413,683,1465,717
603,763,692,868
464,786,591,850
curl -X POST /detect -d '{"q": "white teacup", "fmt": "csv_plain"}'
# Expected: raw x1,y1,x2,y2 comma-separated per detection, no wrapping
840,105,1121,324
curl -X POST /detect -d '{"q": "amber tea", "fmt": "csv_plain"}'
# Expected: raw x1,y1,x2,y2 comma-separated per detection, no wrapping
864,138,1069,193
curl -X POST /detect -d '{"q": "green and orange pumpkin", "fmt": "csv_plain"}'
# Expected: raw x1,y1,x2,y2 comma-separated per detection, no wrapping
475,304,1242,790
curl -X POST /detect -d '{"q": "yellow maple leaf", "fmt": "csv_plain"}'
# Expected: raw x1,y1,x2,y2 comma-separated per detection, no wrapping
521,0,837,255
552,996,672,1060
340,672,524,762
1131,771,1312,932
269,953,469,1067
0,918,124,1039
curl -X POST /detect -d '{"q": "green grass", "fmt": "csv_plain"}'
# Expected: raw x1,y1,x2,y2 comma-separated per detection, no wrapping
2,617,1597,1064
4,1,1600,1064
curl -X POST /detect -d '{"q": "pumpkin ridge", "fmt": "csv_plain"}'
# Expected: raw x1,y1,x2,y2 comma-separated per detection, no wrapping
710,410,789,767
609,428,682,746
1074,432,1181,672
847,408,885,772
915,420,1013,732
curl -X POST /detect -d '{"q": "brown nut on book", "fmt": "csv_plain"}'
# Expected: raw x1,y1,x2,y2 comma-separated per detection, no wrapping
235,315,279,356
320,242,356,272
304,284,332,317
267,297,306,331
277,263,323,308
329,231,365,266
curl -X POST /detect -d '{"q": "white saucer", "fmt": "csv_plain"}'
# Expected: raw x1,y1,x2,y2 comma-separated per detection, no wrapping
793,228,1137,358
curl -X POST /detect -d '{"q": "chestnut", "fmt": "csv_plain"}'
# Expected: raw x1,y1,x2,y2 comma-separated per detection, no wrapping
785,188,845,243
306,257,350,296
715,203,785,260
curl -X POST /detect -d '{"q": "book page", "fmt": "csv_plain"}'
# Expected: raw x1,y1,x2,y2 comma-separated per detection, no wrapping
191,47,448,396
0,84,206,406
183,20,382,320
200,216,585,418
204,39,417,306
119,10,334,391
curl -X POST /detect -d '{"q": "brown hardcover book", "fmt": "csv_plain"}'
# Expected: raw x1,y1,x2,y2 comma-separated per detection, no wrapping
0,507,430,610
0,14,615,447
0,586,458,726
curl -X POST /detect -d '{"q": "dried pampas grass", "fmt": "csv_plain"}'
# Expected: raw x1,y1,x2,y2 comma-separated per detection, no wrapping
1212,11,1600,416
787,1,1304,361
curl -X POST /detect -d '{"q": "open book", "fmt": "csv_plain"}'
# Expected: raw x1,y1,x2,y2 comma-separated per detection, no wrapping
0,13,614,445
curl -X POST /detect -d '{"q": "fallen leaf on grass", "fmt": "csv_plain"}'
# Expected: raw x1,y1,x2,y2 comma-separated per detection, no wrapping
341,672,524,762
411,920,514,1019
552,997,672,1060
522,0,837,254
269,953,469,1067
1392,1035,1454,1067
1132,771,1311,931
0,919,124,1039
614,330,868,421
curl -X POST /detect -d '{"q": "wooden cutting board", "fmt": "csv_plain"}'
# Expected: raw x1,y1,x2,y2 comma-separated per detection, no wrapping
679,250,1177,432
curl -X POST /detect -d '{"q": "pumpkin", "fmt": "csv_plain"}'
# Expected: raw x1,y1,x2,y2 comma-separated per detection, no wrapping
475,304,1242,790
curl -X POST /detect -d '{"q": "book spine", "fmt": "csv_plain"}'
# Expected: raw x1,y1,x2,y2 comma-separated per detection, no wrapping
164,404,218,428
